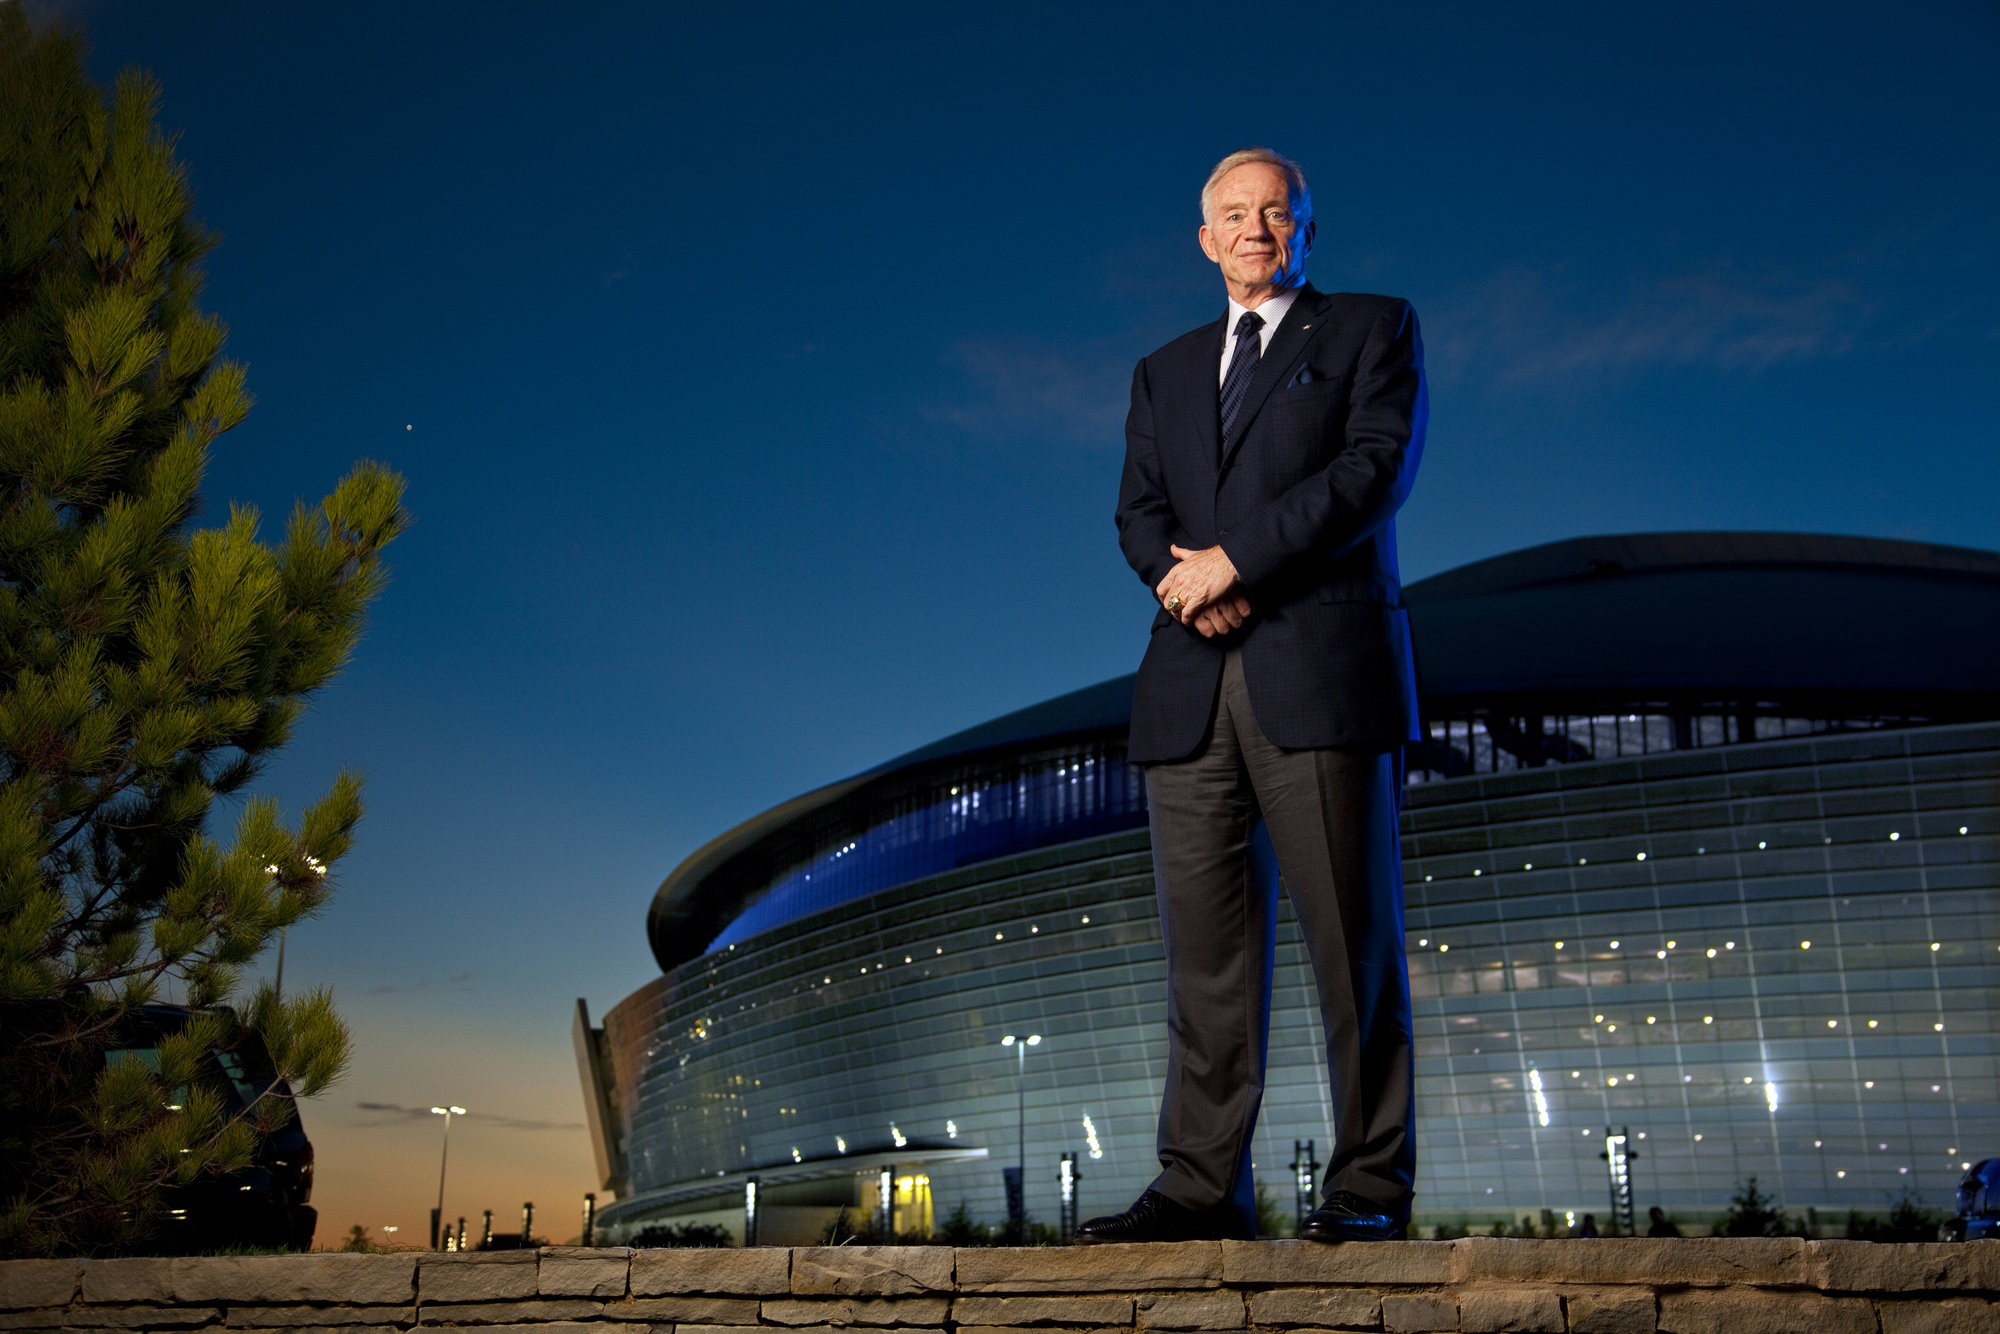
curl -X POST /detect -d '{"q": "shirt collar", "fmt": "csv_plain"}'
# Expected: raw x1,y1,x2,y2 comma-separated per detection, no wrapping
1225,285,1302,347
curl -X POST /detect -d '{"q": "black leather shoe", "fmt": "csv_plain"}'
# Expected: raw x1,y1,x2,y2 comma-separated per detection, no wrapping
1074,1189,1239,1244
1299,1190,1409,1242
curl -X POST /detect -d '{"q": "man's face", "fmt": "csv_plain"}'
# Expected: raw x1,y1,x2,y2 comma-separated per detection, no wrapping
1198,162,1313,296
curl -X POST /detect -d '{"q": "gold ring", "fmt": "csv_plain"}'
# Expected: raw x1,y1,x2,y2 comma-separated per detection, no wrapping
1165,595,1184,615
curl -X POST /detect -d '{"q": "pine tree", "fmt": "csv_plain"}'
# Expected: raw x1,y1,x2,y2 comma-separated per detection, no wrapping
0,4,407,1256
1716,1176,1789,1237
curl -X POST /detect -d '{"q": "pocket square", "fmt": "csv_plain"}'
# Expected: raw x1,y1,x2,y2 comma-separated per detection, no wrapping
1287,363,1321,387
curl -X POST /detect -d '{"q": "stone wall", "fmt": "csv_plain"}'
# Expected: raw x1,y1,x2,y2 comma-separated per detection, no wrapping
2,1239,1994,1334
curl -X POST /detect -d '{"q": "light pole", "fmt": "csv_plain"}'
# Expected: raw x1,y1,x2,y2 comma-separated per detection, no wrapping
1000,1034,1041,1228
429,1105,465,1250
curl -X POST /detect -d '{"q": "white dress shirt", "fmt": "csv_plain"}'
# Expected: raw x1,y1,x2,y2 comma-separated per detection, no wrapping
1218,286,1301,386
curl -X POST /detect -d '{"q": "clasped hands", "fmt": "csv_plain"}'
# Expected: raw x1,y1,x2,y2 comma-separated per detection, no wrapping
1156,544,1253,638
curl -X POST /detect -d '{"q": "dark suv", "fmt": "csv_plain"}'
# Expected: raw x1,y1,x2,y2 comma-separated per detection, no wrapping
109,1005,318,1253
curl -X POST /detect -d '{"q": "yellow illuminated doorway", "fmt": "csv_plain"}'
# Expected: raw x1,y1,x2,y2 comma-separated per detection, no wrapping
894,1174,931,1237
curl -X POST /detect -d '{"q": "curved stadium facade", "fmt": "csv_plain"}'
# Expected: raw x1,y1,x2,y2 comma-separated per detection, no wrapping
575,532,2000,1242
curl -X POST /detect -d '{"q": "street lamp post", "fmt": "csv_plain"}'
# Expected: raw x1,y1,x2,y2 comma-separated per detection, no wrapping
1290,1139,1320,1233
1000,1035,1041,1229
429,1105,465,1250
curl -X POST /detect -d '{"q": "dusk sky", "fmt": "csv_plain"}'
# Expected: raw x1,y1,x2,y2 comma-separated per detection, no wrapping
58,0,2000,1243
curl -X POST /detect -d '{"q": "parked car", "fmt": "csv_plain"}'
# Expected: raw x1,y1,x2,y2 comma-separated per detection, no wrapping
110,1005,317,1253
1945,1158,2000,1242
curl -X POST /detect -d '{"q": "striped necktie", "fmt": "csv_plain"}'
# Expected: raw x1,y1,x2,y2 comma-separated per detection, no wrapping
1219,309,1265,445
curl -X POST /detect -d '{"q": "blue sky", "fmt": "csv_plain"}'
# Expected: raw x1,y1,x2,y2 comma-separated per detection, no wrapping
58,0,1999,1240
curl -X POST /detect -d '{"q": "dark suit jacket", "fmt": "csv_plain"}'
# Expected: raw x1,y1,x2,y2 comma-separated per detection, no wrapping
1116,284,1426,763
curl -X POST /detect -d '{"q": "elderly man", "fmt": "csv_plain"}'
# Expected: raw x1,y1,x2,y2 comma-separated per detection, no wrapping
1077,148,1425,1244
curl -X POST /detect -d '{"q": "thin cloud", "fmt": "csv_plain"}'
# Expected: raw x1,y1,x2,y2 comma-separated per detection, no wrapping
926,338,1132,447
1430,260,1877,386
352,1102,583,1133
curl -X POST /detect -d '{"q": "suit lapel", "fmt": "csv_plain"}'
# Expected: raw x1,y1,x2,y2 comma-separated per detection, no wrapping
1218,284,1332,471
1179,316,1226,475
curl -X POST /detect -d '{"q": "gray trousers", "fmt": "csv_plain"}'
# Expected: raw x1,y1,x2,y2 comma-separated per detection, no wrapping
1143,648,1415,1231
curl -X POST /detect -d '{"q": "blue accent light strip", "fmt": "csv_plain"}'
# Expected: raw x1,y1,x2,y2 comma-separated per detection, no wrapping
708,743,1147,952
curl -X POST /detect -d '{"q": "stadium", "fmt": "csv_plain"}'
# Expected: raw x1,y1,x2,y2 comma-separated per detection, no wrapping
575,531,2000,1243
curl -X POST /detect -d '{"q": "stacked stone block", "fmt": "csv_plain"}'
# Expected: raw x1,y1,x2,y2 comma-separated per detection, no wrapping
2,1240,1993,1334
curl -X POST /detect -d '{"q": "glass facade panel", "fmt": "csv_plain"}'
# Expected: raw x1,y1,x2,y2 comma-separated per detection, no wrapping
597,721,1997,1237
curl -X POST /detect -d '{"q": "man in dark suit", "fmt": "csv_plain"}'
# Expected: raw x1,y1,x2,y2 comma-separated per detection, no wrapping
1075,148,1425,1245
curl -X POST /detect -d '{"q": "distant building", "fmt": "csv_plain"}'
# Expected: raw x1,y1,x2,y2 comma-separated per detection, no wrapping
576,533,1999,1241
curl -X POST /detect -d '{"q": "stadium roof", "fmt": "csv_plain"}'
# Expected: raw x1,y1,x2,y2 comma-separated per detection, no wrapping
646,532,2000,971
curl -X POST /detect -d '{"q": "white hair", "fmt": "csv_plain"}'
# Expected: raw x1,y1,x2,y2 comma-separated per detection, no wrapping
1200,147,1312,224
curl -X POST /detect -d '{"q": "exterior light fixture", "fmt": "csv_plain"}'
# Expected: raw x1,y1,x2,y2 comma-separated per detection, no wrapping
429,1107,466,1252
1002,1034,1043,1214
